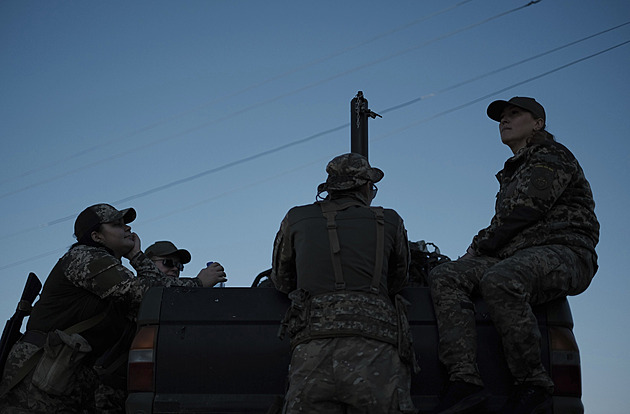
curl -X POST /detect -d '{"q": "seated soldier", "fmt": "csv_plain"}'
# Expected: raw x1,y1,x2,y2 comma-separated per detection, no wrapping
145,240,227,286
429,97,599,414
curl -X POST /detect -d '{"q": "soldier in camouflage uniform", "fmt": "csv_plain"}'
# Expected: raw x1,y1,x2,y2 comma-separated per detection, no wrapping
0,203,219,413
145,240,227,285
429,97,599,414
271,153,417,414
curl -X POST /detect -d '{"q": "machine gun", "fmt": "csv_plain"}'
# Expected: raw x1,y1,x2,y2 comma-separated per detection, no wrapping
0,272,42,374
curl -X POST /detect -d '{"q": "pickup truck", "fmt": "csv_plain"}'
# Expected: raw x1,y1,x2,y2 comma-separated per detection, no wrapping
125,282,583,413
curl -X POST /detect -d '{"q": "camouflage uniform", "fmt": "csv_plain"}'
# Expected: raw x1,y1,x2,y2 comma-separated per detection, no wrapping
271,153,415,414
0,245,201,413
284,337,414,414
430,139,599,391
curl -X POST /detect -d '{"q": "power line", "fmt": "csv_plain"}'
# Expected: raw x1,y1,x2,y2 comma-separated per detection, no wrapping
0,0,478,188
1,30,627,241
378,21,630,114
373,39,630,141
0,0,539,200
0,37,626,270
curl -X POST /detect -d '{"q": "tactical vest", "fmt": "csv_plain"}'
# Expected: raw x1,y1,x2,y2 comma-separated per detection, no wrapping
27,249,130,357
281,199,398,348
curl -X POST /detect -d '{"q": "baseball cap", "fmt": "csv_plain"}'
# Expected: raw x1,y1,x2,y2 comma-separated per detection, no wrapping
74,203,136,241
145,241,192,264
317,153,384,193
487,96,546,123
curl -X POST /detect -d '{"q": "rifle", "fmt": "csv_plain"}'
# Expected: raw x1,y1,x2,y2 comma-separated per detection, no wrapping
0,272,42,375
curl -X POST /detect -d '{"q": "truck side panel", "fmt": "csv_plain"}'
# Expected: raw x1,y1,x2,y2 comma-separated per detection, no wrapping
128,287,582,414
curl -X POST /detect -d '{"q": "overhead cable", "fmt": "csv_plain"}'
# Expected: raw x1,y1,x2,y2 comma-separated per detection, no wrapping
0,0,539,199
0,0,477,187
0,37,626,266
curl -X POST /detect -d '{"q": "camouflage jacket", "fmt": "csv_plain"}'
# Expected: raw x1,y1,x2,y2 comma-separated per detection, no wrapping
27,245,201,355
471,140,599,263
270,195,410,297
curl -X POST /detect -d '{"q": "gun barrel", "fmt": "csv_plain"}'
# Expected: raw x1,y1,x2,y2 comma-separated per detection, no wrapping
0,272,42,375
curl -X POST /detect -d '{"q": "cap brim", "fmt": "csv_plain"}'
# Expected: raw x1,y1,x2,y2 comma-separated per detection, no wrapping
121,208,136,224
487,100,509,122
172,249,192,264
368,167,384,184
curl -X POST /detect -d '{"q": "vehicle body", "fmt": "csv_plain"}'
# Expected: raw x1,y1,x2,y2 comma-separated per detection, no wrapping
126,285,583,413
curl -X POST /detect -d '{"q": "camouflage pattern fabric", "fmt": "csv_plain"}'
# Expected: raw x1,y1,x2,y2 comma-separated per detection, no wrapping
64,245,201,317
283,337,415,414
29,245,201,327
94,383,126,414
290,291,399,348
1,245,202,413
0,341,98,413
88,204,134,225
316,152,384,193
271,187,414,413
470,140,599,265
429,244,594,391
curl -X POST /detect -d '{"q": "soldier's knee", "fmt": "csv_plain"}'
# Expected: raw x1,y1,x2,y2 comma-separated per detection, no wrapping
479,270,525,302
428,262,459,290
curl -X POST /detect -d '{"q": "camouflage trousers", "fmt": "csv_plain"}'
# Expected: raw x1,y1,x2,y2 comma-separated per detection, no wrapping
94,383,126,414
0,340,101,413
283,337,415,414
429,245,594,391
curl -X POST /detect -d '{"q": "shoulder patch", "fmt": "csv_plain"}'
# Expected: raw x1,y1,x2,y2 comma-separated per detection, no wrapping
87,256,119,275
529,165,555,196
533,176,549,191
90,266,126,297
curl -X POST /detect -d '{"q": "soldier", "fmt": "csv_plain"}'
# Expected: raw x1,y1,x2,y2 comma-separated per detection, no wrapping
429,97,599,414
271,153,417,414
0,203,218,413
145,240,227,285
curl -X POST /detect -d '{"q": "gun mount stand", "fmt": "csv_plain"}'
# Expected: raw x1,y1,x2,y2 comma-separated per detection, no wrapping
350,91,381,160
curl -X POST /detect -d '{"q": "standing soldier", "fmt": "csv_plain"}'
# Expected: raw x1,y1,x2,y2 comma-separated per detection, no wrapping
429,97,599,414
0,203,219,413
271,153,417,414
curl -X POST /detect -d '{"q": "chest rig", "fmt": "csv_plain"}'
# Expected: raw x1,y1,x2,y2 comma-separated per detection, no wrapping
280,199,399,349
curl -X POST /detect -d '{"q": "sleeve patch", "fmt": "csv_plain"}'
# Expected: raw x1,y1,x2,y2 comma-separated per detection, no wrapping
530,165,554,192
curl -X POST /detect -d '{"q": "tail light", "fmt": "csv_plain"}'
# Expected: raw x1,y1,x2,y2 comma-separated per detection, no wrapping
128,325,157,392
549,326,581,397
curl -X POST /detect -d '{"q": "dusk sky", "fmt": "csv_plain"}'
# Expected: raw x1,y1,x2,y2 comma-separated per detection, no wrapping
1,1,629,412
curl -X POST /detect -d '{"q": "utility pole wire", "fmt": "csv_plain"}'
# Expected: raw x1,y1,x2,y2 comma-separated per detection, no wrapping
379,21,630,114
0,37,626,270
0,0,538,200
0,0,478,187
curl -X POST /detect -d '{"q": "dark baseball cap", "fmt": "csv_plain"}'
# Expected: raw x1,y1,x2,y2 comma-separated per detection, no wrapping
74,203,136,241
487,96,546,123
145,241,192,264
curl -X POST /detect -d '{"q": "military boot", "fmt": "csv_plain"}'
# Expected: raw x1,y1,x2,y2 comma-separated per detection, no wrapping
432,381,489,414
498,384,552,414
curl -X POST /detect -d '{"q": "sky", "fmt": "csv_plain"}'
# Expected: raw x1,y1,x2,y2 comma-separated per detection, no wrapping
1,0,628,411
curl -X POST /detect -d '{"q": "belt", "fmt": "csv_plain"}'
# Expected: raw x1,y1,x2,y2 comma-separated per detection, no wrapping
22,330,47,347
